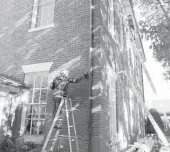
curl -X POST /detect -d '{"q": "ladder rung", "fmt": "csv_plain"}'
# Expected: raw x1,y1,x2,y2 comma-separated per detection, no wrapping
44,148,52,152
54,127,62,131
41,98,79,152
62,109,73,111
58,135,77,138
62,109,79,112
49,138,56,141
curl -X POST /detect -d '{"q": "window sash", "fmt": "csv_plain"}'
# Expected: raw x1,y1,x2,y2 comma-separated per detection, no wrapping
108,68,117,140
37,0,55,6
32,0,55,28
22,72,48,135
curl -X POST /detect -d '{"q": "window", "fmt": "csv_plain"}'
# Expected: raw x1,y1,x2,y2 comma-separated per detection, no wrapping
129,90,134,134
128,49,132,68
30,0,55,30
108,66,117,146
23,72,48,135
21,62,53,144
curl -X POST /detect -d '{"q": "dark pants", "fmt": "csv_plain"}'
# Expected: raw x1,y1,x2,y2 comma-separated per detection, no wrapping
52,97,62,118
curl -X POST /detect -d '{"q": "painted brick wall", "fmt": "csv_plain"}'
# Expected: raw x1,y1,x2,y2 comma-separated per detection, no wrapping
0,0,146,152
91,0,145,152
0,0,91,152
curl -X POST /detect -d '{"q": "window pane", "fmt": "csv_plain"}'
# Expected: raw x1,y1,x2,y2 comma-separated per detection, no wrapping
41,89,48,103
40,105,46,118
26,105,39,119
29,90,33,103
34,90,40,103
37,2,54,27
31,120,38,134
36,6,43,27
38,121,45,134
46,3,54,25
32,105,39,118
26,105,32,118
25,119,31,134
35,75,41,88
25,75,34,86
41,75,48,88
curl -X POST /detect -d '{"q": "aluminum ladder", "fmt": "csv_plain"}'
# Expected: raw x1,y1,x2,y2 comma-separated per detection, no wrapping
41,97,79,152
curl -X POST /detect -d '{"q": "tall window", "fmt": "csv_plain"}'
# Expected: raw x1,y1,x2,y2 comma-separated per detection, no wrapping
108,66,117,144
31,0,55,29
129,90,134,133
23,72,48,135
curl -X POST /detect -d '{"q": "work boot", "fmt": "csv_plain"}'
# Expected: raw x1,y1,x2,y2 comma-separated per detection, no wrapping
54,121,62,130
54,125,62,130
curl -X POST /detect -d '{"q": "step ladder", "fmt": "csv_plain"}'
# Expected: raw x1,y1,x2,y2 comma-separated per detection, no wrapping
41,97,79,152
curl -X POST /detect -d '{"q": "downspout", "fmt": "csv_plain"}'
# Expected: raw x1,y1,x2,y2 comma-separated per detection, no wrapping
88,0,93,152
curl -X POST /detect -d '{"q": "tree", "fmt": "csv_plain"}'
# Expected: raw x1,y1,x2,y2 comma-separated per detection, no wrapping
134,0,170,79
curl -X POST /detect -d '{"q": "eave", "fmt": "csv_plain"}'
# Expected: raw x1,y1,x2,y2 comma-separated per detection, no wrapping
0,74,31,97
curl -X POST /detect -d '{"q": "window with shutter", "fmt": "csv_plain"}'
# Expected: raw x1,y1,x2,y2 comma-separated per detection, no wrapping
29,0,55,32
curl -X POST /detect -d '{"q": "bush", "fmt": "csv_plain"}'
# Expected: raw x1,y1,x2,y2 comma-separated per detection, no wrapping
0,137,36,152
145,108,165,134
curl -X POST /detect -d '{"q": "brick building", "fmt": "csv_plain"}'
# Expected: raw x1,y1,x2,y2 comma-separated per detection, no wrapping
0,0,146,152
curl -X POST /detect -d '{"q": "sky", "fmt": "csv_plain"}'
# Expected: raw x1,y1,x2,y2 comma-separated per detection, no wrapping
133,7,170,113
143,40,170,113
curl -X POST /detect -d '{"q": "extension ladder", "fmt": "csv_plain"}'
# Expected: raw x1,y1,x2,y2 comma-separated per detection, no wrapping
41,97,79,152
119,70,170,148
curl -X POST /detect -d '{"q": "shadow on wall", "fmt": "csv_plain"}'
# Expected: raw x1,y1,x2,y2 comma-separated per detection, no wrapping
0,97,5,142
118,96,144,151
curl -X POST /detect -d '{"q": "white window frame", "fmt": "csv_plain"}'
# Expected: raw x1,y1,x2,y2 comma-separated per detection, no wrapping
21,62,53,144
129,89,134,134
24,72,48,135
28,0,55,32
108,65,117,146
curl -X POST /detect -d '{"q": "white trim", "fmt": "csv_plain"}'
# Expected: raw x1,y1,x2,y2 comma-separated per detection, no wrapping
22,62,53,73
23,134,44,145
28,24,55,32
92,105,101,113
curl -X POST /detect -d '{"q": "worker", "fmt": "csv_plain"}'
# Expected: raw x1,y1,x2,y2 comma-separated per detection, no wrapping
128,15,134,30
50,70,88,129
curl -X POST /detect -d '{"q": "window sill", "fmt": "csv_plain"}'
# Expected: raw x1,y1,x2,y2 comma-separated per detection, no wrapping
28,24,55,32
23,134,44,145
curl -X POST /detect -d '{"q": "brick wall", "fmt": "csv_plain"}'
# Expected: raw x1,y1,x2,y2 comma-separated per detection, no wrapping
0,0,91,152
91,0,145,151
0,0,146,152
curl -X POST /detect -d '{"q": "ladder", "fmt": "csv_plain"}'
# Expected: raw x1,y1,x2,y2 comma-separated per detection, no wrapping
119,70,170,147
41,97,79,152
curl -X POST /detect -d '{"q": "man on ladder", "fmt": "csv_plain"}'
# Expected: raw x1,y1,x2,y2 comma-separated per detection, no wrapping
50,70,88,129
41,70,88,152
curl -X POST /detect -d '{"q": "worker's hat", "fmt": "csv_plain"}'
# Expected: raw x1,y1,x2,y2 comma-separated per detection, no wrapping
60,70,69,77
